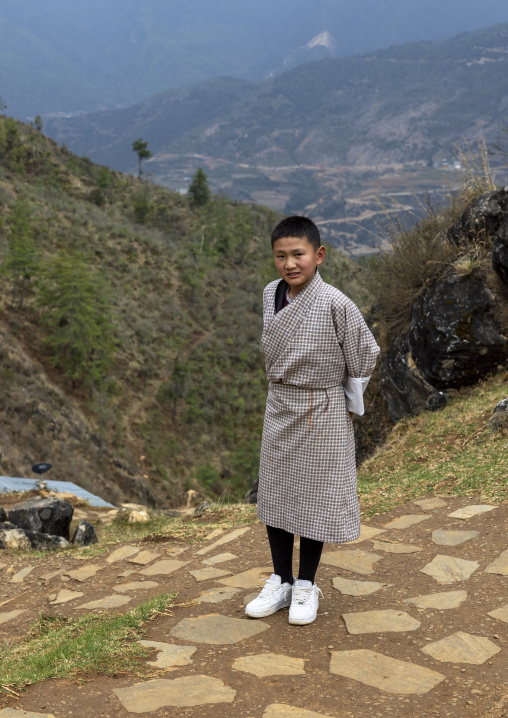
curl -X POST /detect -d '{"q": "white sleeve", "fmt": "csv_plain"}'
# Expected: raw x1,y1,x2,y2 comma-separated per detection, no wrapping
344,376,371,416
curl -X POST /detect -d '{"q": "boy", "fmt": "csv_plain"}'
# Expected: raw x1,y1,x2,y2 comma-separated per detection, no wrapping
246,216,380,625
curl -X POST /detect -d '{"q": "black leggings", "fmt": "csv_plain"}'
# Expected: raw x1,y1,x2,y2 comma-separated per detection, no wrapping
266,524,323,585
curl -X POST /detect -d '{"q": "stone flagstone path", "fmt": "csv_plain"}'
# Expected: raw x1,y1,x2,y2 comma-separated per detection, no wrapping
1,496,508,718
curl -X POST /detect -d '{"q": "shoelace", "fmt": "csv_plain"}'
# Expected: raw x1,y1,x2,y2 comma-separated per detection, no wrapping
292,584,324,605
259,577,283,598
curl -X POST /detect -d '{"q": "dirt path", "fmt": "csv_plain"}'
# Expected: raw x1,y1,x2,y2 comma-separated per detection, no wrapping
1,495,507,718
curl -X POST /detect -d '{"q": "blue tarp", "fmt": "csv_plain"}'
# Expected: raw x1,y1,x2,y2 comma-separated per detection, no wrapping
0,476,115,508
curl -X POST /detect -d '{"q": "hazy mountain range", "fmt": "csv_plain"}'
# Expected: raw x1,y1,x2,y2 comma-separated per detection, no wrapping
1,0,508,118
44,22,508,252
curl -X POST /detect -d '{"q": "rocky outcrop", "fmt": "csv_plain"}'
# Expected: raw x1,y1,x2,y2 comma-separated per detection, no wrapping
409,275,508,390
447,187,508,244
378,334,449,422
493,219,508,285
380,188,508,422
8,497,74,539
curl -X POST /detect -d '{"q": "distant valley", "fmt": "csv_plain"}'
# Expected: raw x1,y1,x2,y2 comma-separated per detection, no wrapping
45,22,508,253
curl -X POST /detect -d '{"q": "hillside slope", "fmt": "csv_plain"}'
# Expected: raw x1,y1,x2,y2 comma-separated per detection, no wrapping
0,117,369,507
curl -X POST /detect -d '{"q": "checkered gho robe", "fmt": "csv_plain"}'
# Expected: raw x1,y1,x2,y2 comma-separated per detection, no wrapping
257,271,380,543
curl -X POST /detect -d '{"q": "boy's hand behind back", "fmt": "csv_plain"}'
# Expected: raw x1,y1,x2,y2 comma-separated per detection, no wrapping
349,412,354,421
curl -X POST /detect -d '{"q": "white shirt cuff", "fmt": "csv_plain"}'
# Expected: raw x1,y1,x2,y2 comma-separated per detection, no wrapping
344,376,371,416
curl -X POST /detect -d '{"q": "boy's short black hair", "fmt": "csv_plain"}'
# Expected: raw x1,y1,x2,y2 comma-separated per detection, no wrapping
271,215,321,251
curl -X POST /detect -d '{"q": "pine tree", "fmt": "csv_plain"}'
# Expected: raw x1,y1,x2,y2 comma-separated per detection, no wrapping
38,253,115,389
132,138,152,178
188,167,211,206
2,200,38,308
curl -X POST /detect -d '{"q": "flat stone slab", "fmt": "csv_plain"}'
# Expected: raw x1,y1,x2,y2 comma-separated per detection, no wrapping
332,577,388,596
420,555,479,584
127,550,160,565
169,613,270,644
139,641,196,669
40,568,66,581
487,605,508,624
216,566,273,589
263,707,332,718
113,581,159,593
342,609,421,634
0,609,27,625
202,552,237,565
10,566,34,583
114,675,236,711
447,505,496,520
485,549,508,576
106,546,140,563
189,567,232,582
432,530,479,546
405,591,467,610
0,710,56,717
194,586,241,604
413,498,447,510
330,649,445,695
421,631,501,664
64,564,103,582
77,595,131,610
321,549,383,575
232,652,306,677
195,527,250,556
139,559,190,576
383,514,431,530
49,589,84,605
371,540,422,554
349,525,386,544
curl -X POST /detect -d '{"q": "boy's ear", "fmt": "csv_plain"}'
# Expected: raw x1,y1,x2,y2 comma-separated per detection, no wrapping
316,246,326,265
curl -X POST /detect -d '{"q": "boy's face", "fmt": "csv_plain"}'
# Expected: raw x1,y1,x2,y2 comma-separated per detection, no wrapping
272,235,325,297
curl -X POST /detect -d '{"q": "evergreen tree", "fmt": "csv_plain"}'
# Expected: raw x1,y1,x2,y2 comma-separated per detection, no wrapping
188,167,211,206
2,200,38,308
38,253,115,389
132,138,152,178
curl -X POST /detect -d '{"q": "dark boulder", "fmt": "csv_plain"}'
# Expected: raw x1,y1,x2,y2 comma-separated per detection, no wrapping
493,219,508,285
8,497,74,540
0,507,7,522
378,333,449,422
23,530,69,550
489,398,508,431
244,481,258,504
448,187,508,244
72,520,98,547
409,275,508,390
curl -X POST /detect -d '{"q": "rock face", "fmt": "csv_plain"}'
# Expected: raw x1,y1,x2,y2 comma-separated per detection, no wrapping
493,219,508,285
8,497,74,539
72,520,98,547
409,275,508,390
378,334,449,422
448,187,508,244
0,507,7,522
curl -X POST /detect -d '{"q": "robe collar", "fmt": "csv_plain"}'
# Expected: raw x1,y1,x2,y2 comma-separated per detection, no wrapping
261,270,324,369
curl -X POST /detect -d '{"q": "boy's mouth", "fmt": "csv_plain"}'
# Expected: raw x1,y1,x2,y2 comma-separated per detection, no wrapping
287,272,300,278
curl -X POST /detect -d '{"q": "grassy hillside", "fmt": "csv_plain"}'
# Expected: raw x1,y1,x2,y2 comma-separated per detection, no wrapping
0,116,369,507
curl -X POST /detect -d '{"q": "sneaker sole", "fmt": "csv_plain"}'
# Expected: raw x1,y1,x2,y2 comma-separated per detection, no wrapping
245,600,291,618
288,613,317,625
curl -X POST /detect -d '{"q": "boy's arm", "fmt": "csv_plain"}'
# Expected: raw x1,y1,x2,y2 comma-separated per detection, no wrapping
337,299,380,417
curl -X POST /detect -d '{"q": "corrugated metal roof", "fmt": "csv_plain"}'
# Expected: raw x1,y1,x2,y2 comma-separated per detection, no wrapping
0,476,115,508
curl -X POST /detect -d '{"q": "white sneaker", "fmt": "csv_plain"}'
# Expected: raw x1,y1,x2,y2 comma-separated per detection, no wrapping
245,574,293,618
288,579,323,625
